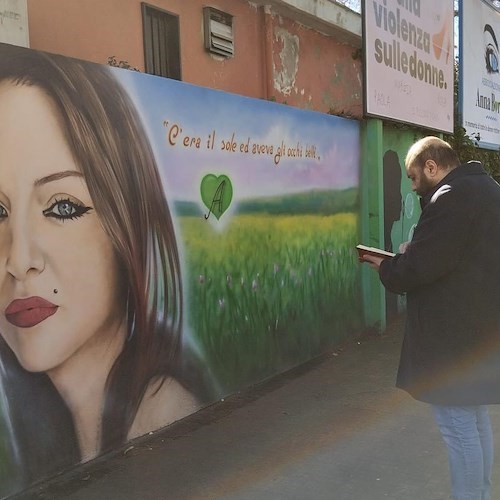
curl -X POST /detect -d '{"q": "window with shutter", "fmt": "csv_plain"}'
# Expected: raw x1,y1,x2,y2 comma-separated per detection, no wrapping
203,7,234,58
142,3,181,80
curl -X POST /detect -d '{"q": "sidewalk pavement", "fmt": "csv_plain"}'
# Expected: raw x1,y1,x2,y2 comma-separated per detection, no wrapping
15,317,500,500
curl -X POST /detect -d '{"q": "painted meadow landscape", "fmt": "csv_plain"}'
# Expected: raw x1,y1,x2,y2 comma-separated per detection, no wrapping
177,188,362,394
118,69,364,396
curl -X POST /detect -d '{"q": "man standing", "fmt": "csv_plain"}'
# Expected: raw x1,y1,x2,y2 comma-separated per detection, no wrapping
364,136,500,500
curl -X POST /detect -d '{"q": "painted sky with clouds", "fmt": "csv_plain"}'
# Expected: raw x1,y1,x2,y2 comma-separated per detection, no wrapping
116,68,360,203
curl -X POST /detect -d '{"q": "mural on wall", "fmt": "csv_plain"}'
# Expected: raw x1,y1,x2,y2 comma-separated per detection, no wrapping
381,134,422,321
0,43,361,497
383,150,403,253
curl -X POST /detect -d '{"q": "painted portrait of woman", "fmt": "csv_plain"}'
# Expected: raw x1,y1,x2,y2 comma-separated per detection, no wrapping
0,43,213,492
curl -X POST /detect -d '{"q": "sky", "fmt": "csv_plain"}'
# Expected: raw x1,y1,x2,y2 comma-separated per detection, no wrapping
115,68,361,203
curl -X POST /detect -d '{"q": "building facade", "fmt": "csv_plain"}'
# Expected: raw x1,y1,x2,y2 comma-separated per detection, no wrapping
25,0,362,116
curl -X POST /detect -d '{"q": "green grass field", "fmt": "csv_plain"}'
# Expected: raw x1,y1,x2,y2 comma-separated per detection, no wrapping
180,212,362,394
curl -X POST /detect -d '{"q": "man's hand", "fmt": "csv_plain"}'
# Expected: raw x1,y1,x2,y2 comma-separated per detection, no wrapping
399,241,411,253
361,254,386,271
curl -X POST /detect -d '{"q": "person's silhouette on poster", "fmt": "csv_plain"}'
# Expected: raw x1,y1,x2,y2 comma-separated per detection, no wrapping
383,150,403,321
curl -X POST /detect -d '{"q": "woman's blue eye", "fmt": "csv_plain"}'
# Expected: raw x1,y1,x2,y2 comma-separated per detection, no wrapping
0,206,6,218
43,199,91,220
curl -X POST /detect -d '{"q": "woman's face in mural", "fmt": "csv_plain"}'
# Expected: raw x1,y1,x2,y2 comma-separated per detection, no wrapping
0,82,125,373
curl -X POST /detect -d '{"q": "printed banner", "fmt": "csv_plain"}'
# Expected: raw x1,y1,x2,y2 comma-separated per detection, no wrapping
459,0,500,150
0,0,29,47
363,0,454,132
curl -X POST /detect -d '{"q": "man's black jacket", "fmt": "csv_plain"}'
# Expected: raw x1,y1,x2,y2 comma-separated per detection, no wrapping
380,161,500,405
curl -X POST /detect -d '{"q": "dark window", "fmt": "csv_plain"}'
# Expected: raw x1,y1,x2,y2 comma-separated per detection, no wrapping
142,3,181,80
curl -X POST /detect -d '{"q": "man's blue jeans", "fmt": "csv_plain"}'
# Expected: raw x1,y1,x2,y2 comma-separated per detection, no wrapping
432,405,493,500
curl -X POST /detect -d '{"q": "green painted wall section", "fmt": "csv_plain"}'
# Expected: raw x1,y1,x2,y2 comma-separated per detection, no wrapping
360,121,425,330
382,127,423,250
360,119,386,330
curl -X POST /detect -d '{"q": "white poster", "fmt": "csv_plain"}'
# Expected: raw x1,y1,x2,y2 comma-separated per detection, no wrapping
363,0,454,132
460,0,500,150
0,0,29,47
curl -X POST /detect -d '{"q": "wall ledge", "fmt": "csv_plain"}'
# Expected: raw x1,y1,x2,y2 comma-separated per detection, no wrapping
250,0,361,47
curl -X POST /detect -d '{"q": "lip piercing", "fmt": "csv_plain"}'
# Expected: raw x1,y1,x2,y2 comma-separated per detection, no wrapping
53,289,58,294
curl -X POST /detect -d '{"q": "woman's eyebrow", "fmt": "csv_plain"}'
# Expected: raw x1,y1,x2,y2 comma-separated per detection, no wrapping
34,170,84,187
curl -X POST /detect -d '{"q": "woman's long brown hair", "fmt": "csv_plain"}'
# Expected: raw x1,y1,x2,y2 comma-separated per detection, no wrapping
0,43,183,451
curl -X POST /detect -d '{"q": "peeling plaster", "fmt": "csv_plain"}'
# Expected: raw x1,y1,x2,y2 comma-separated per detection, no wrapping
273,27,299,96
330,63,344,85
353,63,362,86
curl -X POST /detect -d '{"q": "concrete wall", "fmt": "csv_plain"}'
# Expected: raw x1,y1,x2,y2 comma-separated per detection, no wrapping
26,0,362,116
266,9,362,115
27,0,266,99
360,120,424,329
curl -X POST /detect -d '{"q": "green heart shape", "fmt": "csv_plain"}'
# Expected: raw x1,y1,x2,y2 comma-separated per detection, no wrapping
200,174,233,220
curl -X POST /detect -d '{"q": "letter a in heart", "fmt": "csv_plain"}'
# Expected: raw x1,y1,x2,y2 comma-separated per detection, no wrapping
200,174,233,220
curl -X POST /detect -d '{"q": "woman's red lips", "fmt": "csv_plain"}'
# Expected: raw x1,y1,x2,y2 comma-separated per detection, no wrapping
5,297,58,328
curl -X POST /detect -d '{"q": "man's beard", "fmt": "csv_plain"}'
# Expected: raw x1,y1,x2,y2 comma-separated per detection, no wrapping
417,175,436,197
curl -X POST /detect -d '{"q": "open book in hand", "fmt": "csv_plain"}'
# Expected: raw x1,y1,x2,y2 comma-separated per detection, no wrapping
356,244,395,263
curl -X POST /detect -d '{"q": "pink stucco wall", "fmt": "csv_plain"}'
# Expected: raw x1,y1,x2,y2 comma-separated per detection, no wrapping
26,0,362,117
268,13,362,117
